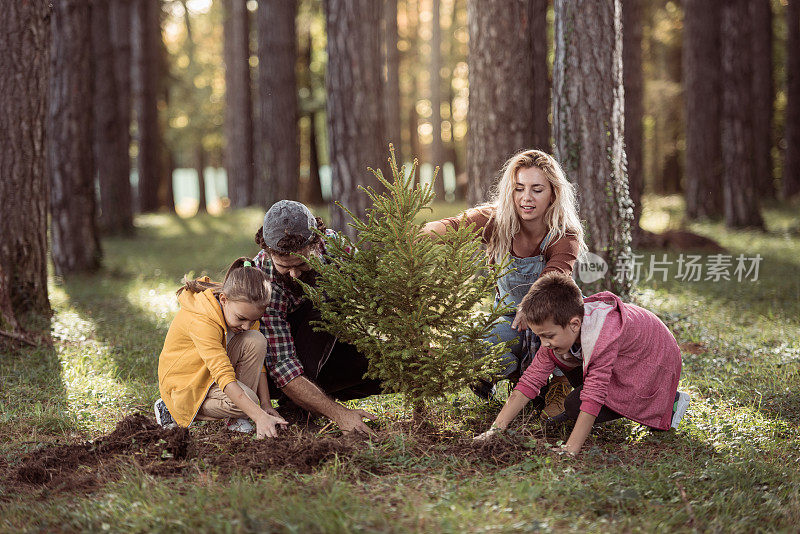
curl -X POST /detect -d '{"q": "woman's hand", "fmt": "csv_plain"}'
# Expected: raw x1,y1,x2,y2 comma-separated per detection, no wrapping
511,309,528,331
254,411,288,439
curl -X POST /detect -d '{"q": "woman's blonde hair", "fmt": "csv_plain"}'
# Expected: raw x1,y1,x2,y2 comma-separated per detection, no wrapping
479,149,586,263
176,257,271,309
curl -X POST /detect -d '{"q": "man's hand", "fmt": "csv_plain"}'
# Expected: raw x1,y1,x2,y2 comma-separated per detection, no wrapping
335,407,377,434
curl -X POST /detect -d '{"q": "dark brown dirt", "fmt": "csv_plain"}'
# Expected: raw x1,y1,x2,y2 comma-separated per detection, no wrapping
2,413,545,497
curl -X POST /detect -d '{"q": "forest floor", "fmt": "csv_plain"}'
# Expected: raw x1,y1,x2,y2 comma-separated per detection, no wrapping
1,196,799,533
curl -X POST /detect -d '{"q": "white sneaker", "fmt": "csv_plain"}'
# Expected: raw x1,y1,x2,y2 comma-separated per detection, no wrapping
671,391,690,429
226,418,254,434
154,398,177,429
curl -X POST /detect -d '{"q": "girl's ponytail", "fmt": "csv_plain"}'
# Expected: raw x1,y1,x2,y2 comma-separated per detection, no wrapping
176,257,271,308
221,257,271,308
176,277,221,296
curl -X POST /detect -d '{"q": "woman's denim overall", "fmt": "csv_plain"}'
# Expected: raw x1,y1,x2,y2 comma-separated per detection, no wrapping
489,230,555,378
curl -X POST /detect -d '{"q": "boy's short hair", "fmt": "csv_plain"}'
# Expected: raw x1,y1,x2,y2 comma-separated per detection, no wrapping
520,272,584,327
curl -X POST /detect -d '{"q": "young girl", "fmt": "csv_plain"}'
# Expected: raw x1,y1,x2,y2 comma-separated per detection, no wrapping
475,273,690,455
154,257,287,438
423,149,587,418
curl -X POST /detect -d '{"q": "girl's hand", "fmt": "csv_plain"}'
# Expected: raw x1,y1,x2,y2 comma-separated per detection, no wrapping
473,426,503,441
254,411,288,439
261,404,283,419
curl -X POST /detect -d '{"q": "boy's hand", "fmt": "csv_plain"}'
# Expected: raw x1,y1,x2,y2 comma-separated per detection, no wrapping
473,426,503,441
254,412,289,439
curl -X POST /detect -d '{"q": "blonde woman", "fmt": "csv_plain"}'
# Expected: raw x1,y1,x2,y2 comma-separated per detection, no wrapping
423,149,586,419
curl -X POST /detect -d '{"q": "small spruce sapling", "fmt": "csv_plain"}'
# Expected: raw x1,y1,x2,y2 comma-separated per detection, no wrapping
301,146,512,417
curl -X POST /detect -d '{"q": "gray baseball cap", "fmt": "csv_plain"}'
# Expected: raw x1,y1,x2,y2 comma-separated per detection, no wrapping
262,200,317,253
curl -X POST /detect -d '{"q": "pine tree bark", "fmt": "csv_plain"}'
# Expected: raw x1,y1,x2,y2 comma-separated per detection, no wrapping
622,0,644,243
384,0,403,167
406,0,421,171
721,0,764,229
683,0,724,220
132,0,164,213
324,0,386,238
430,0,445,200
109,0,135,230
466,0,537,207
0,0,51,329
94,0,134,235
784,0,800,199
50,0,102,276
224,0,254,208
306,112,325,204
256,0,299,206
196,144,207,213
530,0,550,152
751,0,774,198
553,0,633,295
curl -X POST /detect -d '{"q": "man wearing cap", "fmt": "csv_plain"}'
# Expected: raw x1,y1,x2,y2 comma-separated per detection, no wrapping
252,200,382,434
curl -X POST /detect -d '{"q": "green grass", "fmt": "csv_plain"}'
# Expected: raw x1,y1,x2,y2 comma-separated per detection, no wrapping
1,198,799,533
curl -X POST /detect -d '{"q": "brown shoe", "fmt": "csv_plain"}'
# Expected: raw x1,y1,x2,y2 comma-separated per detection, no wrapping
540,375,572,420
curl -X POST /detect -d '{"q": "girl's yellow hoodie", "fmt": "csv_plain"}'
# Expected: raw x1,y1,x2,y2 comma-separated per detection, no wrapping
157,281,258,427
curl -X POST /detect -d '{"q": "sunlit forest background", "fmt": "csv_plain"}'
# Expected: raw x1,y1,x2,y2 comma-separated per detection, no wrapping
157,0,791,213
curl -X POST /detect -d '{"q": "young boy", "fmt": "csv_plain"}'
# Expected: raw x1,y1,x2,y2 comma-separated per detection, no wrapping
475,272,690,455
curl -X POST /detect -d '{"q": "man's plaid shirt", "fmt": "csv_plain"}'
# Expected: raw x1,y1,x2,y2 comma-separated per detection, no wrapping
252,229,345,388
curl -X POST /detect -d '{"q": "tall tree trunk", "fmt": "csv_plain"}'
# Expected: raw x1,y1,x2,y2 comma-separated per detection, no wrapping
256,0,299,206
50,0,102,276
553,0,633,296
384,0,403,167
133,0,164,213
299,30,324,206
305,112,325,204
446,0,466,182
196,144,207,214
751,0,775,198
530,0,550,152
324,0,386,238
0,0,51,330
224,0,255,208
784,0,800,199
406,0,421,171
93,0,134,235
159,8,175,213
721,0,764,229
110,0,135,229
683,0,723,220
430,0,445,200
623,0,644,244
466,0,537,207
408,90,421,178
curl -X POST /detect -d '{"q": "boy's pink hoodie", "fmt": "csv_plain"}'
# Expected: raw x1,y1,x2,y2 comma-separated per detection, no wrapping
515,291,682,430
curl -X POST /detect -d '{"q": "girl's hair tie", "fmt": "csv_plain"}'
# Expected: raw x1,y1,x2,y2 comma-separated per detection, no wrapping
243,260,252,268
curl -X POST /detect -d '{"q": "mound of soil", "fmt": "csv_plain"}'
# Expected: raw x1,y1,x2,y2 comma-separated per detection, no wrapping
3,414,546,497
12,414,191,492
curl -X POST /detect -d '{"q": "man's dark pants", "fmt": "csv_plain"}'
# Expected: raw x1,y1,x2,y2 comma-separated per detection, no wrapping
267,299,383,405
